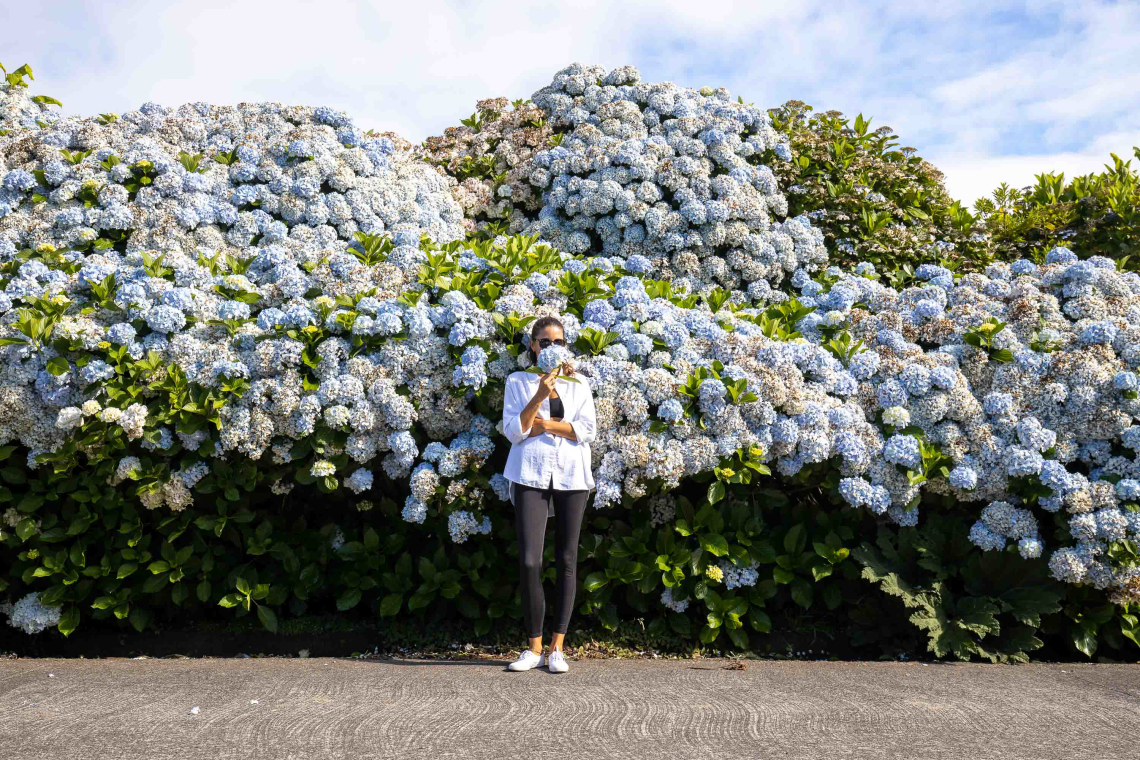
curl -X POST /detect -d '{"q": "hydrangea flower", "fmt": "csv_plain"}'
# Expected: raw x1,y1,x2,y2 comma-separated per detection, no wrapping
537,344,573,373
4,591,61,634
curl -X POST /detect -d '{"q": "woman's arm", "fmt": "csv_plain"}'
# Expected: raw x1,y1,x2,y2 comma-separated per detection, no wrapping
540,382,596,442
540,419,576,440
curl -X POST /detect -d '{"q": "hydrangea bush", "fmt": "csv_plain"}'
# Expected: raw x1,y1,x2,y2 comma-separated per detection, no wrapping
2,62,1138,662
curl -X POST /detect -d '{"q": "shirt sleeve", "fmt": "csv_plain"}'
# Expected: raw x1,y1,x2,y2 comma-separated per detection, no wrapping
568,381,597,445
501,374,533,445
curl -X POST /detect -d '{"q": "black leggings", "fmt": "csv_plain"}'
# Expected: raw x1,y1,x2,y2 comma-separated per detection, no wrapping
513,481,590,639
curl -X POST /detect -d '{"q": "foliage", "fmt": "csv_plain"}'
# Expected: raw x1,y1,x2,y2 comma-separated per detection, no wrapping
975,148,1140,271
1,61,1139,665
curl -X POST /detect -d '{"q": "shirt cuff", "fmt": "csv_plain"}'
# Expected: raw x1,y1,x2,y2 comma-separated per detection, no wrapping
569,419,594,445
503,413,532,444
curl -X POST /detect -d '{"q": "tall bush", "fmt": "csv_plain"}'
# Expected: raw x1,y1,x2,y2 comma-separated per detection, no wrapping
2,61,1139,662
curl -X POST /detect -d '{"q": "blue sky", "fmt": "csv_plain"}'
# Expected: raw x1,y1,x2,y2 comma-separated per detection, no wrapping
3,0,1138,209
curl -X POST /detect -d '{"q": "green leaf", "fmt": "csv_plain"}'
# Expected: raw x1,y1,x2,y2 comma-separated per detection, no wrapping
379,594,403,617
408,590,435,611
217,592,243,608
990,349,1014,363
812,541,834,563
45,356,70,376
1000,586,1062,628
583,571,609,592
821,584,843,610
57,606,79,637
698,533,730,557
1073,621,1098,658
257,605,278,633
597,603,619,631
726,625,749,650
790,578,813,609
129,607,151,633
707,480,725,505
783,523,805,555
748,610,772,633
811,564,834,582
337,588,361,611
15,517,36,541
669,611,691,636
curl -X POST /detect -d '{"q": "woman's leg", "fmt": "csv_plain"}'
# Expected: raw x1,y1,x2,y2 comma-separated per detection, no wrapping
549,488,590,650
513,483,551,651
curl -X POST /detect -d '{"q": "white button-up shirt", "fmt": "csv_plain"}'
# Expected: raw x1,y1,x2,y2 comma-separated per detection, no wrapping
499,370,597,514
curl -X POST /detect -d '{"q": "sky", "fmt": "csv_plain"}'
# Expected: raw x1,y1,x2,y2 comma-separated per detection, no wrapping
3,0,1138,210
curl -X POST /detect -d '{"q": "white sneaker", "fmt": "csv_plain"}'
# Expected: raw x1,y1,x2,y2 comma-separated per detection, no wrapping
546,649,569,673
508,649,547,671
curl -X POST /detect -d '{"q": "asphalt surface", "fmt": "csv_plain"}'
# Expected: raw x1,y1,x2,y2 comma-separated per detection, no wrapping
2,656,1138,760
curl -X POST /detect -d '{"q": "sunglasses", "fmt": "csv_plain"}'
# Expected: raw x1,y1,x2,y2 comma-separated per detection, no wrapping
536,338,567,349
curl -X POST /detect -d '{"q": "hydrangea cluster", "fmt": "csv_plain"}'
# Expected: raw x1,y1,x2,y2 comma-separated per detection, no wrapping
0,69,62,135
515,63,827,294
2,590,61,634
1,74,463,257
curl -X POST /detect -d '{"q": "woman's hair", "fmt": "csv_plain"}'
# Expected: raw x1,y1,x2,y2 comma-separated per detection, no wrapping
526,315,570,370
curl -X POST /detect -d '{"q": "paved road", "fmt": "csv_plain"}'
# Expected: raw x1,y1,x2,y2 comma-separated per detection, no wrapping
2,656,1138,760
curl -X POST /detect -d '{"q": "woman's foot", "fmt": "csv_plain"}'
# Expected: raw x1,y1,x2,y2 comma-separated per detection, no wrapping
507,649,547,671
546,649,569,673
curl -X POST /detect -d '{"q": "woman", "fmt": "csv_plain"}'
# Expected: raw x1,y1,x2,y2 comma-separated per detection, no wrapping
501,316,596,674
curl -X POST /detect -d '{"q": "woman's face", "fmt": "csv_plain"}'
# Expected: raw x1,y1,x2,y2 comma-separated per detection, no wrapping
532,324,565,359
534,324,565,348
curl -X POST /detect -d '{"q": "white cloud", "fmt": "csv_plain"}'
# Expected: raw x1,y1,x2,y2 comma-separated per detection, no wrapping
3,0,1137,211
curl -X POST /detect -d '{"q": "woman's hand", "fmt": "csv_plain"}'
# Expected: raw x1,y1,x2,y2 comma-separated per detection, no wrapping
527,418,547,437
535,367,560,399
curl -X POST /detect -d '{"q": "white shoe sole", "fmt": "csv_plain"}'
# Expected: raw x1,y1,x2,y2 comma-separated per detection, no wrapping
508,655,546,671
